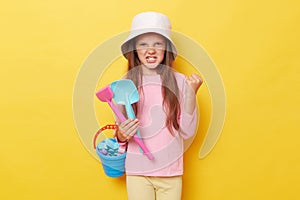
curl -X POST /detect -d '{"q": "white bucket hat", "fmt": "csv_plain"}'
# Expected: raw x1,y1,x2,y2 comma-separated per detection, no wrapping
121,12,177,59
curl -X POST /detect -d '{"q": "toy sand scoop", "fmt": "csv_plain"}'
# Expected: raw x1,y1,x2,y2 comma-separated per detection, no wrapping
110,79,154,160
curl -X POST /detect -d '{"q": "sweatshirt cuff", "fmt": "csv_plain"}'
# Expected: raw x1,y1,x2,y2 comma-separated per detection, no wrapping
115,136,128,154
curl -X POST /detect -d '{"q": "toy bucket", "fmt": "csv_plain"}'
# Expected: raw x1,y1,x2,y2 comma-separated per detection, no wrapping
96,141,126,178
93,125,126,178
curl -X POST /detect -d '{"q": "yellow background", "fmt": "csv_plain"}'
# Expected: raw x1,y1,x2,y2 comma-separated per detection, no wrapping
1,0,299,199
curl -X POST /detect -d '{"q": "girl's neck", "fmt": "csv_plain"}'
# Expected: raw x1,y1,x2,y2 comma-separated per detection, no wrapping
141,65,158,76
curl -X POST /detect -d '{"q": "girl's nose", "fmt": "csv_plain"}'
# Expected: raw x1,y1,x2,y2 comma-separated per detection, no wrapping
147,47,156,54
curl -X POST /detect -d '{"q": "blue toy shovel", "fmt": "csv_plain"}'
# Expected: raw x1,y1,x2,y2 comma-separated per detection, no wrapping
110,79,154,160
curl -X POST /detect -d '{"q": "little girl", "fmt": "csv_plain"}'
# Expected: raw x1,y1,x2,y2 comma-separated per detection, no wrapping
116,12,202,200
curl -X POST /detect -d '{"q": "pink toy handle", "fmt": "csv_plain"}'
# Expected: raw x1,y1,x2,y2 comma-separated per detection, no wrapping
107,101,127,122
108,102,154,160
133,135,154,160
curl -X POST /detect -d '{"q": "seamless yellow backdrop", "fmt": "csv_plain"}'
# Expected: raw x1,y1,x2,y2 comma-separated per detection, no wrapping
1,0,299,200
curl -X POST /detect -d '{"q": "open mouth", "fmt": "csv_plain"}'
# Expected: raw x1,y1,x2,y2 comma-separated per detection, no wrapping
146,56,157,63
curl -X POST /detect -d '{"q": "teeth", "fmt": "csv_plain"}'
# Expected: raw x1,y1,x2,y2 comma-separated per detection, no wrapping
147,57,156,61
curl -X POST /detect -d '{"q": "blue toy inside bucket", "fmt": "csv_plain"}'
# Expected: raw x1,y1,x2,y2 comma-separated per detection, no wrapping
96,139,126,178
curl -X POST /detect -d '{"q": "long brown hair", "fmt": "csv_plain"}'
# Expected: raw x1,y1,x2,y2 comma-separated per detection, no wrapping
125,40,180,135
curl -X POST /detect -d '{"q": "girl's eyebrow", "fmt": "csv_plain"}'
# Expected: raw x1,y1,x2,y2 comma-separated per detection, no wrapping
137,40,165,44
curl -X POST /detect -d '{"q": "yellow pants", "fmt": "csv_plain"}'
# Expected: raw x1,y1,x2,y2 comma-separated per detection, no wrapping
126,175,182,200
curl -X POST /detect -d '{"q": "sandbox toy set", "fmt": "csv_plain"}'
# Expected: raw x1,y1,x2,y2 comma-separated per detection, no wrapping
93,79,154,178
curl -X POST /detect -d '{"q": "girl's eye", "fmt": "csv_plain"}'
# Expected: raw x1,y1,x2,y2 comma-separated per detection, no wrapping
154,42,165,49
137,43,148,50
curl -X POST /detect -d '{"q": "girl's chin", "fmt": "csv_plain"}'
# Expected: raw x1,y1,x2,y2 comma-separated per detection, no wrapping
144,63,159,69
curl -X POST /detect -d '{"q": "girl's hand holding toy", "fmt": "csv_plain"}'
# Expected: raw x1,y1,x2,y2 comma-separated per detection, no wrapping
116,119,140,142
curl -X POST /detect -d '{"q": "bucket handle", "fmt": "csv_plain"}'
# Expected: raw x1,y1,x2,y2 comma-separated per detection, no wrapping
93,124,118,149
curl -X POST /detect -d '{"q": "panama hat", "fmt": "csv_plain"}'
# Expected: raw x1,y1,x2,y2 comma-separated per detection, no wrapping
121,12,177,59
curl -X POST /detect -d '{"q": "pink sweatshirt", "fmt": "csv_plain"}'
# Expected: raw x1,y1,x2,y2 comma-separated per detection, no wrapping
120,72,198,177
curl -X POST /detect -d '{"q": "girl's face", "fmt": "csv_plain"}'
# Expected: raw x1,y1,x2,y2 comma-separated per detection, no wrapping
135,33,166,71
